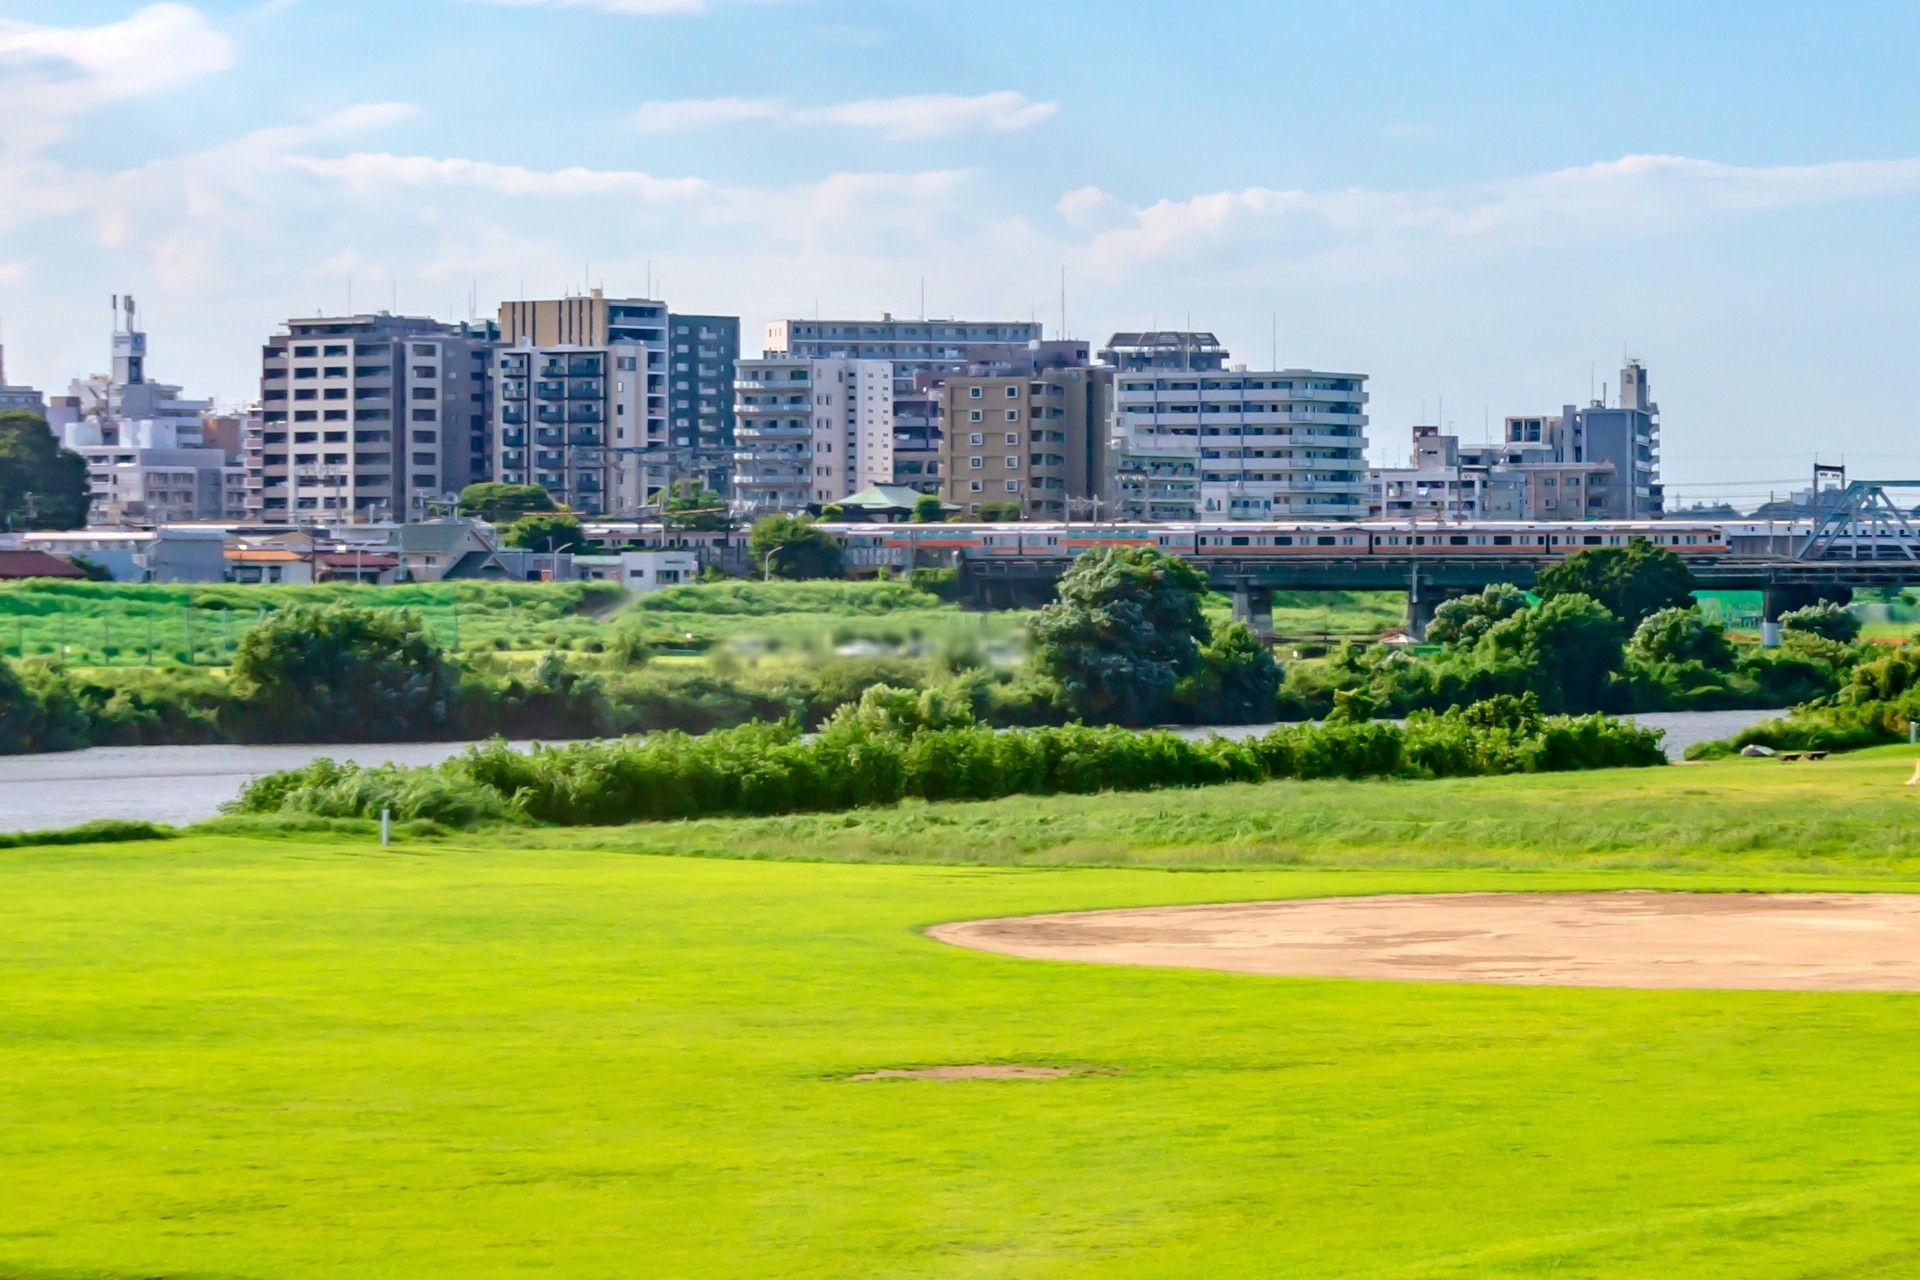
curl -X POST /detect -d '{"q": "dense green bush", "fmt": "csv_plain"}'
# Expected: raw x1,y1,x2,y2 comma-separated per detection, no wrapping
1781,601,1863,643
1030,546,1214,724
228,605,462,743
229,692,1666,829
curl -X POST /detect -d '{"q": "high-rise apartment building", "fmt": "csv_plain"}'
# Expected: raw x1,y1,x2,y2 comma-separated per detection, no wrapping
1499,360,1663,519
764,315,1045,495
730,356,893,516
667,313,739,488
939,366,1111,519
256,313,495,523
493,291,669,515
1102,331,1370,521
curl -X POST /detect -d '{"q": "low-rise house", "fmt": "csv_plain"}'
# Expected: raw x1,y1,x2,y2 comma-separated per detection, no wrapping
0,549,88,580
224,547,312,585
390,521,511,583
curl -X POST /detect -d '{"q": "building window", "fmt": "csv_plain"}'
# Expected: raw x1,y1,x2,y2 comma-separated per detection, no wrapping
968,410,983,422
969,457,983,469
1005,385,1019,398
1005,479,1020,492
968,433,982,445
1005,433,1018,444
1006,410,1020,422
968,386,983,399
969,480,983,492
1004,457,1018,468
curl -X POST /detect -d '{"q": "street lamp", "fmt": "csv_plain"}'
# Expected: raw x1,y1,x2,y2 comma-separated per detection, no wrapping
762,544,787,582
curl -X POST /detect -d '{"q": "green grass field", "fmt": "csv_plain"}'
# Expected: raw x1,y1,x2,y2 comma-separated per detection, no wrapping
0,580,625,665
12,752,1920,1276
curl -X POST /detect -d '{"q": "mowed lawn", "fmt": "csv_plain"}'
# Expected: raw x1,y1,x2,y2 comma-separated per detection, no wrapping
11,826,1920,1276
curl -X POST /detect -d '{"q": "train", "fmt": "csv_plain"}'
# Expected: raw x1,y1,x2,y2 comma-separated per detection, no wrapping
817,520,1733,566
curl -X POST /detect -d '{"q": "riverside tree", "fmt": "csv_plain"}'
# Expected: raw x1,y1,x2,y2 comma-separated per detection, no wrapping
1029,545,1213,724
458,482,558,523
748,514,845,580
0,411,90,530
229,604,461,742
1535,538,1696,628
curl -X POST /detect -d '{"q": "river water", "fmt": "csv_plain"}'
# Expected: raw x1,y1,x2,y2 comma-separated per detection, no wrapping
0,709,1780,834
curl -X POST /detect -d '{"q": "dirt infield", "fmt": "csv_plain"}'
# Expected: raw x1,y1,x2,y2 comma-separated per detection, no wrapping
928,892,1920,991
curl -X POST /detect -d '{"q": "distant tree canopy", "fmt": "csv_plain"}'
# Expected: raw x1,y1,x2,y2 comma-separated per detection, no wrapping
1630,606,1737,669
660,479,731,532
499,511,588,552
973,500,1023,521
747,514,845,580
1482,592,1624,712
910,494,946,524
458,482,558,523
1030,545,1213,724
1534,539,1696,628
1780,600,1862,644
0,411,90,530
228,604,460,743
1426,584,1529,650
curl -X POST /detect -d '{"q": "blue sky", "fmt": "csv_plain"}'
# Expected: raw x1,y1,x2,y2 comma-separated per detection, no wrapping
4,0,1920,505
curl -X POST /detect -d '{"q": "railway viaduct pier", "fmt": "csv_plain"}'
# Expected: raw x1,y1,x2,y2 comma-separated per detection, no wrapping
961,556,1920,640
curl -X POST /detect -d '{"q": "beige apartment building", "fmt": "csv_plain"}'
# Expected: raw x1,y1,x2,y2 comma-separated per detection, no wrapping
938,367,1110,519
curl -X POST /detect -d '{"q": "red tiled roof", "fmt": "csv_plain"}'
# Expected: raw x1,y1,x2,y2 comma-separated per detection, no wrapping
0,550,87,579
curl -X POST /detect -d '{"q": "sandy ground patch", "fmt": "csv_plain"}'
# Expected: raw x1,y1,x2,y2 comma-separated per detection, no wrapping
848,1065,1076,1081
928,892,1920,991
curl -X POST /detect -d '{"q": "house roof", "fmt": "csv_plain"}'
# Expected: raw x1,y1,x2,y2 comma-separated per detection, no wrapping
392,521,487,556
0,550,87,579
833,484,946,511
441,549,512,580
225,548,304,563
316,551,399,567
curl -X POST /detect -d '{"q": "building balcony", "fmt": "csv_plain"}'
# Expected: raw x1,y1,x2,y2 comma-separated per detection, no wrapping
500,428,526,446
501,409,527,428
535,381,567,399
538,363,567,379
567,358,604,377
568,429,601,447
569,379,604,400
536,407,567,425
568,406,603,425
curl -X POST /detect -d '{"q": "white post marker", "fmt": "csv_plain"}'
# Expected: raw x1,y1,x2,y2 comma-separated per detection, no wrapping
380,809,391,848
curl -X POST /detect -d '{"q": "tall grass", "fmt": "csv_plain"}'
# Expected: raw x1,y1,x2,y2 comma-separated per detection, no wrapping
0,581,623,665
228,697,1665,829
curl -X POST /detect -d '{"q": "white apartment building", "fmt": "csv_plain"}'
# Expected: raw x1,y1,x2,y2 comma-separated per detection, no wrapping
764,315,1044,494
1102,333,1369,520
730,356,893,516
492,294,670,516
256,313,495,523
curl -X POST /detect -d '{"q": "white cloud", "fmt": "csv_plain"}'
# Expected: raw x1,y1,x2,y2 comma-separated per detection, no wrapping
289,152,711,201
475,0,726,14
630,90,1057,139
631,97,783,132
797,92,1057,139
1073,154,1920,278
0,3,234,150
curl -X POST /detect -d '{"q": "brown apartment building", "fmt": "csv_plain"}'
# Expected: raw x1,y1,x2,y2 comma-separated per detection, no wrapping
939,367,1111,518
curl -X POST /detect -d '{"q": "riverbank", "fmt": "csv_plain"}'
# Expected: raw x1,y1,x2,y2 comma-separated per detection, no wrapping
0,709,1785,831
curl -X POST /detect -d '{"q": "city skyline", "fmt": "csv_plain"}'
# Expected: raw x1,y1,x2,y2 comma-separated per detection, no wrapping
5,1,1920,507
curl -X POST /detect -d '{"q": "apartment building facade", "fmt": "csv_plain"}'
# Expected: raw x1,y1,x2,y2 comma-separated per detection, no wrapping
1498,360,1664,519
938,367,1110,519
493,292,670,516
729,356,893,516
256,313,495,523
667,313,739,488
1103,332,1370,521
764,315,1045,495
